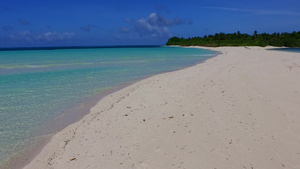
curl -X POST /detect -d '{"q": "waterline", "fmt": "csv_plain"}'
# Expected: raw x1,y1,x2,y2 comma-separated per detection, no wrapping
0,46,217,165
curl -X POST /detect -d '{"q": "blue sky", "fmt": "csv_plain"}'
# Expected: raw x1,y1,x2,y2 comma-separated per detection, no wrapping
1,0,299,47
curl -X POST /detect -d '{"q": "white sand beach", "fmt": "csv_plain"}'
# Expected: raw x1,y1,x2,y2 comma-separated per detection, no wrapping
23,47,300,169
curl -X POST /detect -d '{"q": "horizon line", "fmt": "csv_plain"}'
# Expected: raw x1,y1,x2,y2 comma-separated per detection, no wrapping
0,45,165,51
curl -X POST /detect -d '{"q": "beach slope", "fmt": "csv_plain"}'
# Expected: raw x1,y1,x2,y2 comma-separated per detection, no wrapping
24,47,300,169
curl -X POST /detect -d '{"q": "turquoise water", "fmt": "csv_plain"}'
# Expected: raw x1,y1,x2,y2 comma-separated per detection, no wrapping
0,46,217,164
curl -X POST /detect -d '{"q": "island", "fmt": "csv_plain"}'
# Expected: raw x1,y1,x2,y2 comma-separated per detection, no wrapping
166,31,300,47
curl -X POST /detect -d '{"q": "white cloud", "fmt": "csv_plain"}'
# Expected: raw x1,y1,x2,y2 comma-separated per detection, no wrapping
9,31,33,42
9,31,75,42
131,13,185,38
37,32,75,41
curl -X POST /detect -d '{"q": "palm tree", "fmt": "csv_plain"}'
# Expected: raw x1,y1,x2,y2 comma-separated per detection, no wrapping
253,30,258,38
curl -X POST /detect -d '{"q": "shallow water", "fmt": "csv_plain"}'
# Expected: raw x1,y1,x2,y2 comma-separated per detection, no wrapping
0,46,217,164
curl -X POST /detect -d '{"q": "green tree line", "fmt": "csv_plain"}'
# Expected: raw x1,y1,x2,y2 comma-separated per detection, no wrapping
166,31,300,47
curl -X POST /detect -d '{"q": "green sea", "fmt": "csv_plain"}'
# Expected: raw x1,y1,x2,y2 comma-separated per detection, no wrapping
0,46,217,165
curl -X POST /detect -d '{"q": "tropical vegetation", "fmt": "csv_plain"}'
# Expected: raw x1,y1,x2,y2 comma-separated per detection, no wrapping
166,31,300,47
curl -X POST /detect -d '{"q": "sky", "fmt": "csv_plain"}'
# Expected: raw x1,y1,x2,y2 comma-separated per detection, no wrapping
0,0,299,47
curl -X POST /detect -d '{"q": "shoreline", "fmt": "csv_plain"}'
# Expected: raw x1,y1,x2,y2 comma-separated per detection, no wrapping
0,81,137,169
23,47,300,168
0,47,218,169
4,46,300,169
1,77,157,169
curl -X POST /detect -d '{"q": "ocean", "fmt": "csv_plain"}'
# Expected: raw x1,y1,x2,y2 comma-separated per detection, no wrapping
0,46,217,165
269,47,300,53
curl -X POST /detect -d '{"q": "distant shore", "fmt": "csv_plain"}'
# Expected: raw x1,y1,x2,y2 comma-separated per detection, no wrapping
166,31,300,47
18,46,300,168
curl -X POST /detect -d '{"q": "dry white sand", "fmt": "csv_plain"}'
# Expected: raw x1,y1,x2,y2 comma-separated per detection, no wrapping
23,47,300,169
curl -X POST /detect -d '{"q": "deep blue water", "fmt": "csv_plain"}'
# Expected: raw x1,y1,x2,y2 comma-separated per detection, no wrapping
269,47,300,53
0,46,217,164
